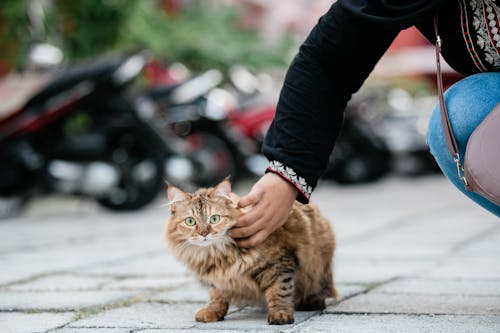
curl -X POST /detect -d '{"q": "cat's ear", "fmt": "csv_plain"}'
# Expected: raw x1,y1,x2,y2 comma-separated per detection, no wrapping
167,185,188,212
167,185,188,203
211,177,232,199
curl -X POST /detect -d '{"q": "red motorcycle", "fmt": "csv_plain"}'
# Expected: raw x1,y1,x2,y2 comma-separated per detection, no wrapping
0,52,170,215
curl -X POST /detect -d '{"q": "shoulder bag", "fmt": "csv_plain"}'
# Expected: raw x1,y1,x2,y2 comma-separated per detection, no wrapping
434,16,500,205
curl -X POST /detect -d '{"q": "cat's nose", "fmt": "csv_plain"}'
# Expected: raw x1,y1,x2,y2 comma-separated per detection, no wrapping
199,230,209,237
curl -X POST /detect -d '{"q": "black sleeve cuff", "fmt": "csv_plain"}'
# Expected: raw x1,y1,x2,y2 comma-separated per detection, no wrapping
266,160,312,204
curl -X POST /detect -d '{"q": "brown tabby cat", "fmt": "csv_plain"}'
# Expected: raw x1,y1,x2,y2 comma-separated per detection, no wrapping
165,179,338,325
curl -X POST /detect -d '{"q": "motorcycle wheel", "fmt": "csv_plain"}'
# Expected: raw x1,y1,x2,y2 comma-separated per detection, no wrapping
324,118,391,185
326,151,390,185
97,131,164,211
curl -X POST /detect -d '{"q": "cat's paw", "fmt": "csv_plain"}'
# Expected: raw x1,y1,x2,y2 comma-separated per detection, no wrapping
195,308,225,322
267,310,295,325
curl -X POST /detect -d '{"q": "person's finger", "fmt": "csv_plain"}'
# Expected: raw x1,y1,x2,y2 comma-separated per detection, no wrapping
235,209,264,228
237,190,261,208
236,229,270,248
229,222,262,239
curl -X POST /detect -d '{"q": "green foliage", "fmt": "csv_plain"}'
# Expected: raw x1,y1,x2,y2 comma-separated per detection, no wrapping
119,1,292,70
0,0,30,69
49,0,139,61
0,0,292,72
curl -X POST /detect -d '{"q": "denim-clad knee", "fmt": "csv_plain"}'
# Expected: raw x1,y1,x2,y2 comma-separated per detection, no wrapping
427,72,500,216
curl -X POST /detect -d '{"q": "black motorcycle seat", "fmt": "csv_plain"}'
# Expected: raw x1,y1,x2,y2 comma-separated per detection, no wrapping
24,55,124,109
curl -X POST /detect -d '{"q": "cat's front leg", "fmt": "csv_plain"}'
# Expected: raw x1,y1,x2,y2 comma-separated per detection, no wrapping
258,266,296,325
195,287,230,322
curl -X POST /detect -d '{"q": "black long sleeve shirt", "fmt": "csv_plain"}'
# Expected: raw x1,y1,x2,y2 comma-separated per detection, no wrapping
263,0,500,202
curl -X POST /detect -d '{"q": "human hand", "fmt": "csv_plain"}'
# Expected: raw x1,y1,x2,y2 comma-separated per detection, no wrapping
229,172,298,248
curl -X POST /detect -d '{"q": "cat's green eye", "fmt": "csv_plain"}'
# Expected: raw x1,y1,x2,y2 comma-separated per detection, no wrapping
184,217,196,226
209,215,221,224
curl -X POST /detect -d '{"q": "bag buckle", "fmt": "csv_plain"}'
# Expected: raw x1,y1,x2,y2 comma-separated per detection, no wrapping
453,153,469,188
436,35,442,49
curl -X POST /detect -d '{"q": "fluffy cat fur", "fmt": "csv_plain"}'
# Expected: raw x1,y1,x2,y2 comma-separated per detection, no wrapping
165,179,338,325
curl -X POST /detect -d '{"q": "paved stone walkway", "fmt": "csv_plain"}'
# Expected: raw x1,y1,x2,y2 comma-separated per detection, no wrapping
1,175,499,333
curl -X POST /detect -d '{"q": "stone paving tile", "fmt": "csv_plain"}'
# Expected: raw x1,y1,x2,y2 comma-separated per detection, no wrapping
69,303,198,329
327,293,500,315
313,177,483,225
79,252,187,277
150,281,209,303
375,278,500,296
335,284,369,300
457,228,500,257
338,221,494,254
53,328,131,333
102,276,191,290
139,329,276,333
0,247,164,286
289,314,500,333
336,215,498,262
0,215,94,255
0,214,165,256
0,290,137,311
334,257,438,283
0,267,43,286
336,243,450,260
394,218,498,245
0,311,75,333
7,274,116,291
427,257,500,279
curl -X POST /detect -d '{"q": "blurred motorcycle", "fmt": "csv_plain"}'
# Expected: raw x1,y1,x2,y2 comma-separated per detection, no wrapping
138,69,236,187
138,65,268,186
323,86,439,184
376,88,440,176
0,51,169,214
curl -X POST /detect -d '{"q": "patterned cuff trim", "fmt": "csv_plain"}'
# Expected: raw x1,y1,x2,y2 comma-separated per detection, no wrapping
267,161,312,200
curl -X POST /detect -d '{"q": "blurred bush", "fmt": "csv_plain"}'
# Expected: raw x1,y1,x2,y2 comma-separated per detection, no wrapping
51,0,137,61
120,1,293,71
0,0,30,73
0,0,293,72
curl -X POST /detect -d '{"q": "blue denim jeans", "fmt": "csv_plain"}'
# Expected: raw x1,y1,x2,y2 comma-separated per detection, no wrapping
427,72,500,216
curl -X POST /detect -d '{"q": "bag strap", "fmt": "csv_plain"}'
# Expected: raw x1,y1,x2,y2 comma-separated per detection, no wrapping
434,16,459,157
434,15,469,188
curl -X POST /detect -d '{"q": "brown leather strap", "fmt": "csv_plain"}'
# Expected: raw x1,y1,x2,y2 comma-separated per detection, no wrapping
434,15,459,158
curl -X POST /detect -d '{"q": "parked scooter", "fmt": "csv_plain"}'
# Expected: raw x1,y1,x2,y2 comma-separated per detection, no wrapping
141,65,277,185
374,87,440,176
323,86,439,184
323,107,391,184
0,51,169,214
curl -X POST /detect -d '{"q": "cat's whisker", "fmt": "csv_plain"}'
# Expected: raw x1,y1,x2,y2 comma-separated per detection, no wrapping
173,240,192,253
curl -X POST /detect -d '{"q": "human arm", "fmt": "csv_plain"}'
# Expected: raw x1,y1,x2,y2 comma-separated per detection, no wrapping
232,0,443,247
263,2,401,202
